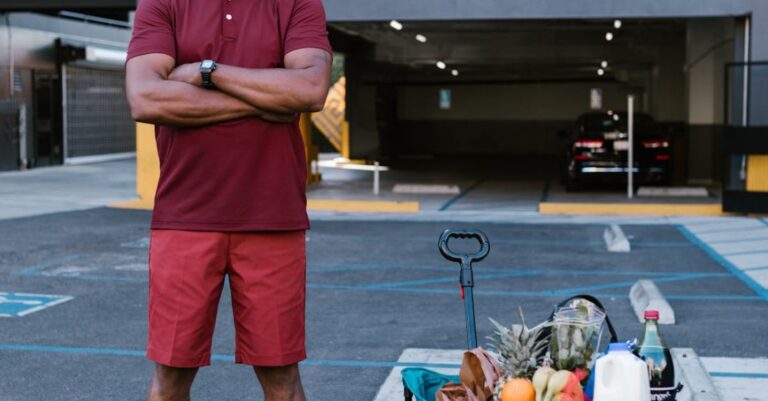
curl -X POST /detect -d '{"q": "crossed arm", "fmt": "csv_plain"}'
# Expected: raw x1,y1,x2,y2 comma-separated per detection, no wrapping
126,48,332,127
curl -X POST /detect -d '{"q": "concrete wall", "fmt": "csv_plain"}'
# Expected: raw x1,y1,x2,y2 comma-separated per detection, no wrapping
397,82,636,121
685,19,737,184
391,81,636,157
324,0,751,22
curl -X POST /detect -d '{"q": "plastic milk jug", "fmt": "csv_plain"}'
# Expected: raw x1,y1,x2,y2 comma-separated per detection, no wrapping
594,343,651,401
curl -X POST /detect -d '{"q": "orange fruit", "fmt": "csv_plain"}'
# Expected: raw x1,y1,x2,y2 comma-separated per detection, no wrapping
500,378,536,401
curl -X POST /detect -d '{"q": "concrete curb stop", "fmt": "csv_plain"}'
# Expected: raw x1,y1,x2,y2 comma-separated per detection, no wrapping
629,279,676,324
604,223,631,252
672,348,722,401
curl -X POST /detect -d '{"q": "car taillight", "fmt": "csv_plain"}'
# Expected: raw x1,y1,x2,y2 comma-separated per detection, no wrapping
573,154,592,160
656,155,671,161
642,139,669,149
574,139,604,149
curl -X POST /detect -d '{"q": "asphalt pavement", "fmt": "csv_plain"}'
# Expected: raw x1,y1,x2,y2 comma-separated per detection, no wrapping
1,207,766,401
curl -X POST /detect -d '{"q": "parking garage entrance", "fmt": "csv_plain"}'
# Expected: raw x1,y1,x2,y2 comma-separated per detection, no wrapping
310,16,768,214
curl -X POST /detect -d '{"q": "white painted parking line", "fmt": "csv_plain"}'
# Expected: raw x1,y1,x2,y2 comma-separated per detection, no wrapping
724,253,768,270
685,221,766,234
682,219,768,298
709,239,768,255
0,292,74,317
699,229,768,243
746,269,768,288
372,349,462,401
700,357,768,401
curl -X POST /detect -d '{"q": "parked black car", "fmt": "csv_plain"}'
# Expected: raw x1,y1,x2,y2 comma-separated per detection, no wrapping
562,112,671,190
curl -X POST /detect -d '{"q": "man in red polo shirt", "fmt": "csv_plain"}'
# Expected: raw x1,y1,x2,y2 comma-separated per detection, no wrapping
125,0,332,399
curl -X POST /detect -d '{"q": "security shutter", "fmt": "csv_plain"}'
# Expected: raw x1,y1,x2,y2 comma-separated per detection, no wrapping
64,66,134,159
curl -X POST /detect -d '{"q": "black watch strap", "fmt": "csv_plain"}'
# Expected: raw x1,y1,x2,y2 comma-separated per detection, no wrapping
200,60,217,89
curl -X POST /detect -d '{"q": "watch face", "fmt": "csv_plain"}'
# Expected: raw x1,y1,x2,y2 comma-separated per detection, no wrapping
201,60,214,70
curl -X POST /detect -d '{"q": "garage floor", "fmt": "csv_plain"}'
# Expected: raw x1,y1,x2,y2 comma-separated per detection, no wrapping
308,154,722,213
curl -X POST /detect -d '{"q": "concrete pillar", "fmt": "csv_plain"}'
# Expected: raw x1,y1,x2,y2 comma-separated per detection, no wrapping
345,52,380,160
685,19,736,184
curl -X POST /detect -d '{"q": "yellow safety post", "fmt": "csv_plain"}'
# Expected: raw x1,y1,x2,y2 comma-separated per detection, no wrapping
110,122,158,210
300,113,321,185
341,120,350,159
746,155,768,192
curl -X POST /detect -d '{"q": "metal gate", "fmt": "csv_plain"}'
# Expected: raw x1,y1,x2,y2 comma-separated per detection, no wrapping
723,61,768,213
63,65,134,162
0,100,23,171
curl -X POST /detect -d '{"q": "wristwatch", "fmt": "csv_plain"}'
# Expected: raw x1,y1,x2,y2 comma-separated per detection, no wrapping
199,59,217,89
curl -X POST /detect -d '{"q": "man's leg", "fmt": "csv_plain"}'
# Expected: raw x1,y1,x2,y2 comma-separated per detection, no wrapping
148,364,199,401
146,230,229,400
254,364,306,401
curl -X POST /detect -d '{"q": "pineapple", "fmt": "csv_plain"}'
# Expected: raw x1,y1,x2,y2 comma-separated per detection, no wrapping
488,308,551,400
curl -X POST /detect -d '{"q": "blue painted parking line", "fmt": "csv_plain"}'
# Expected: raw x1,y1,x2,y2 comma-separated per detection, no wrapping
307,282,760,301
678,225,768,303
0,292,73,317
439,179,484,211
0,343,461,369
310,263,725,277
549,273,724,296
690,225,768,235
363,270,542,289
709,371,768,379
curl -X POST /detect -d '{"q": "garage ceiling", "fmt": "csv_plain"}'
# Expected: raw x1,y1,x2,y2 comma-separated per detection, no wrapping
331,19,687,82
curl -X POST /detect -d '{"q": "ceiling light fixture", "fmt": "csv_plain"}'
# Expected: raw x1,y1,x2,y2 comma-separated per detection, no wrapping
451,69,459,77
597,68,605,76
389,20,403,31
601,60,608,68
614,19,623,29
415,34,427,43
436,61,447,70
605,32,614,41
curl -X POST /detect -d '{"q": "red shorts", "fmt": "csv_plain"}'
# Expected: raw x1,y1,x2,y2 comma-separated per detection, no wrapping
147,229,306,368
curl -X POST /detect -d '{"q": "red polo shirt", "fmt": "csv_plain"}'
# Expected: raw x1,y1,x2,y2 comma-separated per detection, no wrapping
127,0,331,231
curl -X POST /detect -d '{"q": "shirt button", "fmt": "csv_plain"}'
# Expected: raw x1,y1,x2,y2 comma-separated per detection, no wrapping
225,14,233,20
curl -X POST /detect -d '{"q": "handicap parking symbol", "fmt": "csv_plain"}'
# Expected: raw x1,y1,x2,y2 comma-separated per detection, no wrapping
0,292,73,317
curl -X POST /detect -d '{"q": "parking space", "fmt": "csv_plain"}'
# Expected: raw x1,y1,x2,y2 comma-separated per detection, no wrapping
1,207,766,400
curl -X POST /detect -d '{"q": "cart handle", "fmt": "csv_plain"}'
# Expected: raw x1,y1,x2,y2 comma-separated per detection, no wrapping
438,229,490,269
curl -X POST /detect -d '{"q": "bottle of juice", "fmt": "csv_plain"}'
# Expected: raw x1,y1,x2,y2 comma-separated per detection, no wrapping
637,310,676,401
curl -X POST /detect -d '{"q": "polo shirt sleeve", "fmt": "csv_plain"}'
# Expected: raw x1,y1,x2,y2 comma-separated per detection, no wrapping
283,0,333,57
127,0,176,61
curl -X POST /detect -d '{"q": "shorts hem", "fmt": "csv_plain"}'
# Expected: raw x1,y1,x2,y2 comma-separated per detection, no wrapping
235,349,306,367
147,347,212,368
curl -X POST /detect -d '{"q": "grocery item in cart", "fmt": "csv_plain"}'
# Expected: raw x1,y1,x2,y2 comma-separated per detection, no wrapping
593,343,651,401
548,296,616,373
637,310,679,401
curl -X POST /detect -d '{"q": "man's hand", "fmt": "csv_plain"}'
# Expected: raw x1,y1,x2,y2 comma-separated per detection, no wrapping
126,53,292,127
163,60,298,124
168,62,202,87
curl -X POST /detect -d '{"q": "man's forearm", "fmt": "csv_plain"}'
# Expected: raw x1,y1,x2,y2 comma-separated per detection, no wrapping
129,79,262,127
212,64,328,114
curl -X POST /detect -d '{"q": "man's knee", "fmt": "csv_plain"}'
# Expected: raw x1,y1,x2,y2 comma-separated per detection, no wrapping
255,364,305,400
148,364,198,400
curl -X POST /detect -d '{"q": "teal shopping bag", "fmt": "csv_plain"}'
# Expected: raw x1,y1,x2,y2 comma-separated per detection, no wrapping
401,368,460,401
